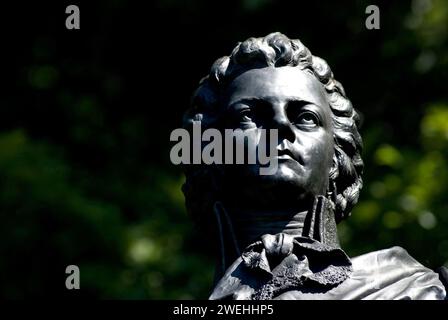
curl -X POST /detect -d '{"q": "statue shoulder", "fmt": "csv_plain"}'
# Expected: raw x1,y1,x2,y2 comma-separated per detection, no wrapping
350,246,446,300
436,266,448,295
351,245,434,273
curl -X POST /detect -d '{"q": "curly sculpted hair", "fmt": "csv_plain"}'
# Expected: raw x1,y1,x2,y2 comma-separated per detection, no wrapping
182,32,363,224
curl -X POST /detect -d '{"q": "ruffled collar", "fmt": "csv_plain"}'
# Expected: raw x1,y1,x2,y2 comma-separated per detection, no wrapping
241,233,352,299
210,232,352,300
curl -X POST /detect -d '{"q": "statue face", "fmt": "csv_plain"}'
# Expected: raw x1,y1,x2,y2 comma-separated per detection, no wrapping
221,66,334,208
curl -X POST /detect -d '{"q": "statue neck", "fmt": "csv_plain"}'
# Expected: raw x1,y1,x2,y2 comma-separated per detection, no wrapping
212,196,340,281
229,208,307,250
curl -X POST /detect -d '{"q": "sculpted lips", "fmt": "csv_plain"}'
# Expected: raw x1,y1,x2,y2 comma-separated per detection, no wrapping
276,142,303,165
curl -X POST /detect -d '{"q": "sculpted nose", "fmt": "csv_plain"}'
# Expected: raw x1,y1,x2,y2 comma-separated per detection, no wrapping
271,107,296,143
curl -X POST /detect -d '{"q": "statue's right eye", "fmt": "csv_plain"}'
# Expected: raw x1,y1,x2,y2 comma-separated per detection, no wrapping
227,107,257,128
238,109,254,123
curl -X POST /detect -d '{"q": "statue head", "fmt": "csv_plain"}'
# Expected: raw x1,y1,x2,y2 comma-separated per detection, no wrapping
182,32,363,234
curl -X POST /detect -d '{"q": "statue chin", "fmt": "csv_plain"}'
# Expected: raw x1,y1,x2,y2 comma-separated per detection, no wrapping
222,164,317,210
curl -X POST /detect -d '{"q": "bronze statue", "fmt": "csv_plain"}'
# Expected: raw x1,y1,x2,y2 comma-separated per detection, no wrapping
181,32,448,300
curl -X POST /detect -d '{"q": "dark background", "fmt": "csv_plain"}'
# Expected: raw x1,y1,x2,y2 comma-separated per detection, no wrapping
0,0,447,298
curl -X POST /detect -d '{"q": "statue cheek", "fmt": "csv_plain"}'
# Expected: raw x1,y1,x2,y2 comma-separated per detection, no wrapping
304,139,334,184
304,133,333,159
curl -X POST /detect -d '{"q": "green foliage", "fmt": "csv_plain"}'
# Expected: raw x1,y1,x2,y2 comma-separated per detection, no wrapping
343,104,448,268
1,0,448,299
0,130,214,298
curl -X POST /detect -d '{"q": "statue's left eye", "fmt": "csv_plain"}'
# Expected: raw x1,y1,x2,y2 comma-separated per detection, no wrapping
295,111,319,128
